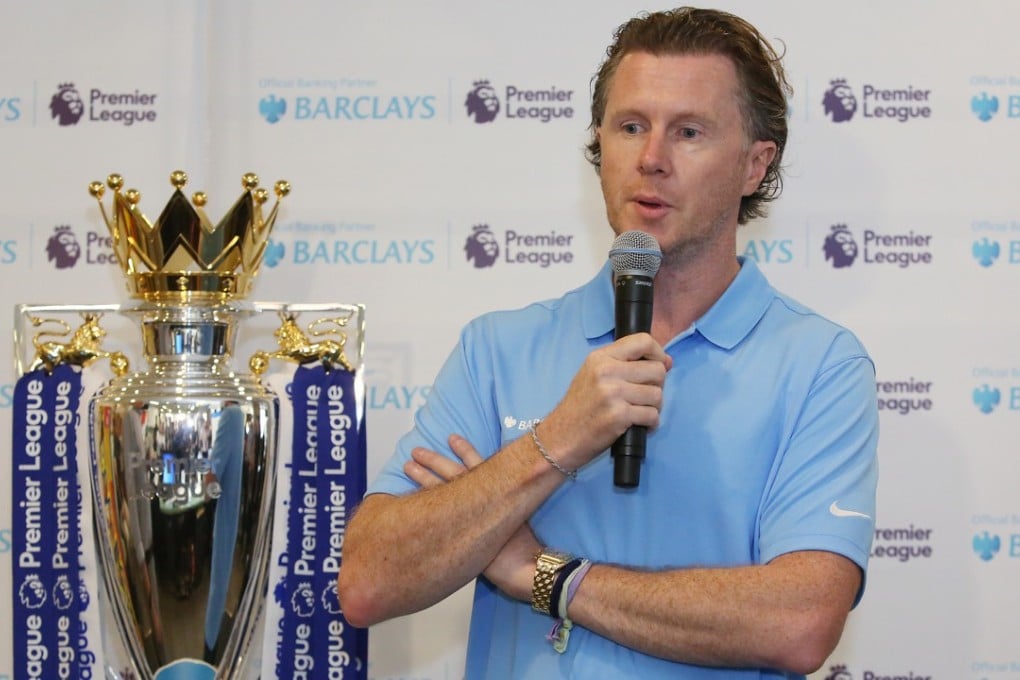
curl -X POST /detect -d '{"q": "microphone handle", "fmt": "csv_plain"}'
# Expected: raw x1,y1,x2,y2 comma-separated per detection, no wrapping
612,425,646,488
612,274,653,488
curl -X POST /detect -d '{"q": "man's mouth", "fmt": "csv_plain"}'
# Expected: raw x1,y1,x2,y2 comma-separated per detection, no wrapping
632,195,670,213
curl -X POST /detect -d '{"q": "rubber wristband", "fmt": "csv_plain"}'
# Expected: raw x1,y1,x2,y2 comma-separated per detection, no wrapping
548,558,582,619
559,559,593,620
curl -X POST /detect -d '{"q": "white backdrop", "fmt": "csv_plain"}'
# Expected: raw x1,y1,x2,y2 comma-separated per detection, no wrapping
2,2,1020,678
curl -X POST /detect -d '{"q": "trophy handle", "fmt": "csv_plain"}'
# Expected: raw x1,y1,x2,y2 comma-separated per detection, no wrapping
249,309,354,375
25,311,129,376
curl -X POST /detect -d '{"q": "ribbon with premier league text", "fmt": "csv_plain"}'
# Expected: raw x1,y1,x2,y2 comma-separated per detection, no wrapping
275,364,367,679
11,364,91,680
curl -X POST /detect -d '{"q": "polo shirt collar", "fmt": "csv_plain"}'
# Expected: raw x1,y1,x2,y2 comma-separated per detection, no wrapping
580,257,774,350
581,260,616,340
694,257,774,350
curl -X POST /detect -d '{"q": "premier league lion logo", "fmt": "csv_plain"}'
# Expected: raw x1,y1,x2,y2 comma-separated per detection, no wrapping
291,582,317,618
19,575,47,609
50,83,85,126
46,225,82,269
321,582,342,615
822,224,858,268
824,664,853,680
52,575,75,611
465,80,500,124
822,79,857,123
465,224,499,268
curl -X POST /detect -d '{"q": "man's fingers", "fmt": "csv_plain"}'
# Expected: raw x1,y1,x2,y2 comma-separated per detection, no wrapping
610,332,671,365
410,446,469,481
404,459,444,488
448,434,485,468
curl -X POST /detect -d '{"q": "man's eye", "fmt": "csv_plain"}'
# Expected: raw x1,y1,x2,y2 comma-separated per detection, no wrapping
679,127,699,139
622,123,642,134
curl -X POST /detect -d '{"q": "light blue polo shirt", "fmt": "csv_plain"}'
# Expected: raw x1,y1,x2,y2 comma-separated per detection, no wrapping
369,257,879,679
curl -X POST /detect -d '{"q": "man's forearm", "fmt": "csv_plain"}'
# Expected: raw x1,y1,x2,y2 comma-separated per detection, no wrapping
565,551,860,674
338,434,565,626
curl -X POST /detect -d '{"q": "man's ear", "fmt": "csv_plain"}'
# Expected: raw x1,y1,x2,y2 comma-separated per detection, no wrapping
743,140,777,196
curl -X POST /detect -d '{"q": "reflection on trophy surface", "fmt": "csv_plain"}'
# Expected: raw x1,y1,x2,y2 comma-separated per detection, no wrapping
88,171,288,678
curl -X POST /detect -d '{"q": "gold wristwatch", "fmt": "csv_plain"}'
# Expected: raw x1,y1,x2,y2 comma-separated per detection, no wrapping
531,548,573,615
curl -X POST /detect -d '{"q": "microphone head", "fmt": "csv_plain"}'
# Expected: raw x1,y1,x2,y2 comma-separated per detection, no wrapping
609,230,662,277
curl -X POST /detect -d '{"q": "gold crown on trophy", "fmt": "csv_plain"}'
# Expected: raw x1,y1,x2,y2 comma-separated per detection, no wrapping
88,170,290,302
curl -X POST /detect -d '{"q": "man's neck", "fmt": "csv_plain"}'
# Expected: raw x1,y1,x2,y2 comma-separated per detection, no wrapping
648,253,741,346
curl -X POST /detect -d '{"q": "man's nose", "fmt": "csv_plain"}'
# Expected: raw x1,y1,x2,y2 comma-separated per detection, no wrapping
638,131,671,175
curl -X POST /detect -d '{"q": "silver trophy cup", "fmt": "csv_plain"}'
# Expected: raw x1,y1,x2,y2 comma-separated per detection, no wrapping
90,304,277,678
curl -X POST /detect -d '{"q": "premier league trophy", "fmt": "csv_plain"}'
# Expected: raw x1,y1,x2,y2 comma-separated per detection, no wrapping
11,171,368,680
87,170,288,679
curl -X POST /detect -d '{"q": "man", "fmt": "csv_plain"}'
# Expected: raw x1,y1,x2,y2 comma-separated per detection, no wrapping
339,7,879,678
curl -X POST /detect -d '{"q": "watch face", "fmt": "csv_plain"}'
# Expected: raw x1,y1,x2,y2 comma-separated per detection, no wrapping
538,549,572,569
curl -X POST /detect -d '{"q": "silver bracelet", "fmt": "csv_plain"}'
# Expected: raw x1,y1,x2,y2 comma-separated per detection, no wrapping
530,425,577,480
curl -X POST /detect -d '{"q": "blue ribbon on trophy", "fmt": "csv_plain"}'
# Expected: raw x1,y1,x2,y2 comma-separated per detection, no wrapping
9,320,114,680
274,362,368,679
11,172,368,680
11,361,90,679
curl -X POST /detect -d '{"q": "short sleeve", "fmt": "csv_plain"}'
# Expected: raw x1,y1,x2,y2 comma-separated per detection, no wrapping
758,346,879,602
367,320,503,498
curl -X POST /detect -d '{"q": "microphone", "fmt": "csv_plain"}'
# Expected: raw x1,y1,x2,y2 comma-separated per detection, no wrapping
608,231,662,488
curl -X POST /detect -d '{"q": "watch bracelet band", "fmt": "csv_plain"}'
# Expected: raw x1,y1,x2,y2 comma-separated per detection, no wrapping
531,548,573,615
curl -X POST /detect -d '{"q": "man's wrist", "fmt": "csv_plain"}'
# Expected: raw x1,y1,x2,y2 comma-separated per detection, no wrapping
531,548,574,615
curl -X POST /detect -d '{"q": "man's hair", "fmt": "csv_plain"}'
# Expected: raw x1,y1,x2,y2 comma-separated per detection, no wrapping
585,7,792,224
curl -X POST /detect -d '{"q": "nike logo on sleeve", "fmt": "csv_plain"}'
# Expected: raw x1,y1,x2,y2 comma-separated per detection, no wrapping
829,501,872,520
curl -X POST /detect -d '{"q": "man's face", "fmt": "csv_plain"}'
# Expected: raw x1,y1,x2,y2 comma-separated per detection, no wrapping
597,52,775,266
